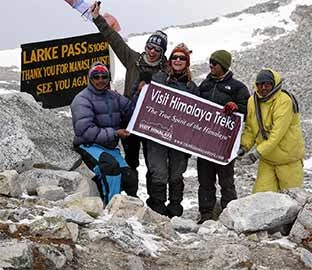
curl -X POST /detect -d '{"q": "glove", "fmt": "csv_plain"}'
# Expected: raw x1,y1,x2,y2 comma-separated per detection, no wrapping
240,149,260,165
236,147,246,158
139,71,152,84
223,102,238,115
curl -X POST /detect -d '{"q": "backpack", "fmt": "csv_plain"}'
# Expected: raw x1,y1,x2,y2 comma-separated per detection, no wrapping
79,144,128,203
282,89,299,113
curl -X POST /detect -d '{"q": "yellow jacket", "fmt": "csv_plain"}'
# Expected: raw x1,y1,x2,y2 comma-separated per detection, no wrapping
241,69,304,165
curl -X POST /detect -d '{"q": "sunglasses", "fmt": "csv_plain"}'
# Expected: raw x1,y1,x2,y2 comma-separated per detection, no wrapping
256,82,273,88
209,59,219,66
146,43,162,53
171,54,187,61
92,74,109,80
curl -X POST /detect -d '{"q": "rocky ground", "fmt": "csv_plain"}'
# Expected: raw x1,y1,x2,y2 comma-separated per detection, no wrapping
62,3,312,268
45,144,310,270
0,1,312,269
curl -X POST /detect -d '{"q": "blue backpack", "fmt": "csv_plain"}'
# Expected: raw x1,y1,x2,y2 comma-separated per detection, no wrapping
79,144,128,203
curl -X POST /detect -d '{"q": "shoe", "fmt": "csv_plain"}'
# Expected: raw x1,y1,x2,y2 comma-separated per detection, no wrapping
146,198,167,216
167,201,183,218
197,212,213,224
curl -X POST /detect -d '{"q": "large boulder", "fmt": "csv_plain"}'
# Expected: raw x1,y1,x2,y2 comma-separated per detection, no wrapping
289,200,312,250
219,192,301,233
18,168,83,195
0,240,33,269
0,90,80,172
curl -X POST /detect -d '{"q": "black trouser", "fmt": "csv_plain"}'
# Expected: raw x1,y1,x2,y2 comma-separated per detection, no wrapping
146,140,188,203
122,134,151,194
197,158,237,214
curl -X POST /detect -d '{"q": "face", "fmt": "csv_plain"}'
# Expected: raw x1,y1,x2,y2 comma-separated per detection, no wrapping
145,43,162,62
209,59,225,77
171,53,187,72
90,73,110,90
256,82,274,97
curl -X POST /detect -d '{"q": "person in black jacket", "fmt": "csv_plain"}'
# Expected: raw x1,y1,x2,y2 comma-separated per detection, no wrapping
144,43,197,217
196,50,250,224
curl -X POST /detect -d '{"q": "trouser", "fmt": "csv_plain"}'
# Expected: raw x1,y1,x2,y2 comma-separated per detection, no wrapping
197,158,237,213
75,144,138,203
146,140,188,203
253,159,303,193
122,134,151,194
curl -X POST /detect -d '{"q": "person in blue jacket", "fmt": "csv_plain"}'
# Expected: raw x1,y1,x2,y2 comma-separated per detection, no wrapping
70,62,138,203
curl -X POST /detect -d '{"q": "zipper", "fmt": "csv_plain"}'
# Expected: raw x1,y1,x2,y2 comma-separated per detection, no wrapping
211,82,218,100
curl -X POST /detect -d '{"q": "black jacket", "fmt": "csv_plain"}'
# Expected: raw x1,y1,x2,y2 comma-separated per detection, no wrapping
197,71,250,115
152,71,197,93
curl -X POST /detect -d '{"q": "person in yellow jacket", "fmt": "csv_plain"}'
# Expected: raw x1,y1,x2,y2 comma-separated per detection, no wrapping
238,68,304,193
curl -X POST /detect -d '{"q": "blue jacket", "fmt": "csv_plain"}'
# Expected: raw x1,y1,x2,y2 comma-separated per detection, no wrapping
71,84,137,149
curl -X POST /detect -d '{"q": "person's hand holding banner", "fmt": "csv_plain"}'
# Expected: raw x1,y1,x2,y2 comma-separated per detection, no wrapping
115,129,130,139
240,148,260,165
90,2,100,19
223,101,238,115
139,71,152,84
135,71,152,94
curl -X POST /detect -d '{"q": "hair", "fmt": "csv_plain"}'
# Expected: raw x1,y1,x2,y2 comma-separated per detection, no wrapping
169,43,192,67
166,66,192,82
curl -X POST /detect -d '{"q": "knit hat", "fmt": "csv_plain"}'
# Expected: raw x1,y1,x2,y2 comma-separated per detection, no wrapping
210,50,232,71
146,30,168,53
169,43,192,67
88,62,110,78
256,69,275,86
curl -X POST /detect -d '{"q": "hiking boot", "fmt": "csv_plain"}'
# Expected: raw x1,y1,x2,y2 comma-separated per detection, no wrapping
197,212,213,224
146,198,167,216
167,201,183,218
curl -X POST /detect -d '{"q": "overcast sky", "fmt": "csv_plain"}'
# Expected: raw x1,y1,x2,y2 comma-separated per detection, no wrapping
1,0,268,50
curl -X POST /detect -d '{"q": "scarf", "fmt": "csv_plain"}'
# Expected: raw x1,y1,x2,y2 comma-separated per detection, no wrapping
209,70,231,81
142,53,162,67
254,81,282,140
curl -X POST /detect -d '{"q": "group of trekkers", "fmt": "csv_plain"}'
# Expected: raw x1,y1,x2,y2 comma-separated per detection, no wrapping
70,2,305,224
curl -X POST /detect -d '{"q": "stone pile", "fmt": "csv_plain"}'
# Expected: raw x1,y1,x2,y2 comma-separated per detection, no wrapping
1,1,312,269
